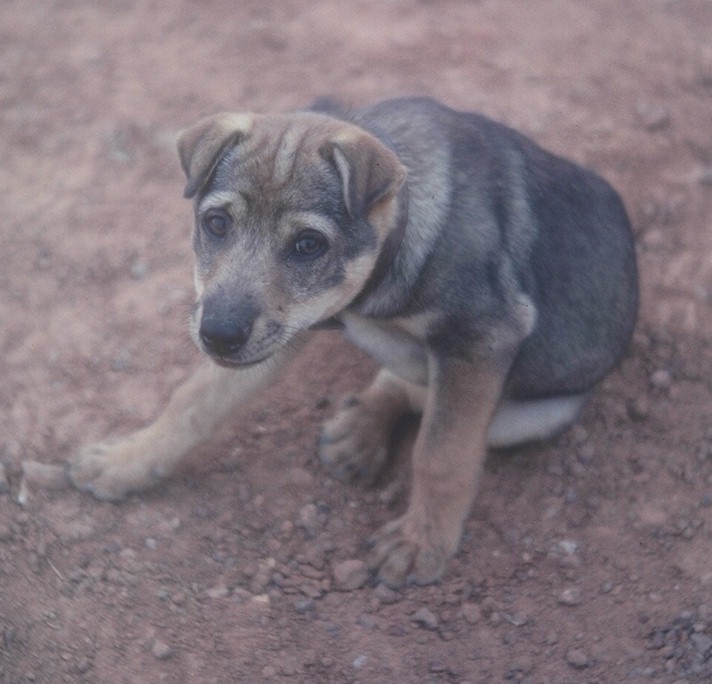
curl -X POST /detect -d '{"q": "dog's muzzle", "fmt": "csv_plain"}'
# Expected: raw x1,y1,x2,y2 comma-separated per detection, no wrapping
199,315,253,358
198,293,258,361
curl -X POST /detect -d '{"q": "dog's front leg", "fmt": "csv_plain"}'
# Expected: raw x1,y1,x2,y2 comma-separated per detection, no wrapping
69,339,305,501
367,353,510,587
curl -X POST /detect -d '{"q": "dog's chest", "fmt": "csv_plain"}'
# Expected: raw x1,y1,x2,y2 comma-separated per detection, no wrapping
339,313,430,385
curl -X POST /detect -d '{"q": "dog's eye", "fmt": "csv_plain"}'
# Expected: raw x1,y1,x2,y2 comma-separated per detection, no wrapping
202,210,231,238
293,230,328,259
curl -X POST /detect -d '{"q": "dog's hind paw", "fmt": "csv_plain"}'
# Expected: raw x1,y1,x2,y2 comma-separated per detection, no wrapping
318,395,392,484
68,436,164,501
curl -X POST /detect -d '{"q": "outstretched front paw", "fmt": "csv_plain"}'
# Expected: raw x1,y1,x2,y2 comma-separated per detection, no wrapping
68,435,164,501
366,515,449,588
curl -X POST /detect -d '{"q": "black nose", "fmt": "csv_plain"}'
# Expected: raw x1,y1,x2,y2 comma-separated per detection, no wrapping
199,317,253,357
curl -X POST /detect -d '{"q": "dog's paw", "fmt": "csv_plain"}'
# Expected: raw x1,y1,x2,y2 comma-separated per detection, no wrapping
318,395,391,483
366,515,448,588
68,437,164,501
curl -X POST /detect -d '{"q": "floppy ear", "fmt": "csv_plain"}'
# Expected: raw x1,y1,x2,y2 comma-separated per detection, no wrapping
320,131,406,218
176,113,254,199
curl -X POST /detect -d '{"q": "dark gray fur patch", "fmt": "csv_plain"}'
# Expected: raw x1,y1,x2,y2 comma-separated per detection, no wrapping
345,97,638,398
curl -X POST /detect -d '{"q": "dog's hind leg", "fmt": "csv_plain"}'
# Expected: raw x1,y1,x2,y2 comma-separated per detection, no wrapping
319,368,425,483
486,393,589,449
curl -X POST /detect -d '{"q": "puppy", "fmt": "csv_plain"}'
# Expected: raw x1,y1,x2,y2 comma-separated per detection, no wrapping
70,97,638,588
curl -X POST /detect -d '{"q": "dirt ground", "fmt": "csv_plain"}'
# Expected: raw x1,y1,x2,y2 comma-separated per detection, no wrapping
1,0,712,682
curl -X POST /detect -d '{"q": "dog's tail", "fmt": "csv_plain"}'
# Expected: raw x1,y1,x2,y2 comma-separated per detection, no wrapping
487,393,589,449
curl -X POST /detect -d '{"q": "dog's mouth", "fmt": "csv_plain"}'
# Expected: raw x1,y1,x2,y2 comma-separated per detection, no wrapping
192,314,289,368
208,354,270,369
203,344,284,368
197,334,282,367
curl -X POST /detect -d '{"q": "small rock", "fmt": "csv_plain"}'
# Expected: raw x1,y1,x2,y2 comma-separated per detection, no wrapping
649,630,666,650
298,504,319,533
16,477,29,506
429,659,447,673
249,558,276,594
558,587,583,606
151,640,173,660
628,397,650,421
278,656,299,676
505,611,528,627
488,611,502,626
650,369,672,390
357,614,378,630
294,598,315,614
332,559,369,591
352,654,368,669
278,519,294,538
412,606,439,630
636,102,671,131
261,665,277,678
509,655,533,675
481,596,498,616
251,593,270,607
75,657,92,674
299,583,323,599
600,580,614,594
170,591,187,605
374,583,399,604
206,584,230,599
285,467,314,488
565,648,589,669
461,603,481,625
554,539,580,556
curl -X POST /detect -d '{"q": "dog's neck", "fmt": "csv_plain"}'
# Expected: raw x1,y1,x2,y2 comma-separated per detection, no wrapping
311,184,409,330
352,183,409,308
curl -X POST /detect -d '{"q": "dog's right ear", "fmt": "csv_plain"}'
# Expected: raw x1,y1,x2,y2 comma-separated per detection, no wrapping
177,114,254,199
319,130,406,219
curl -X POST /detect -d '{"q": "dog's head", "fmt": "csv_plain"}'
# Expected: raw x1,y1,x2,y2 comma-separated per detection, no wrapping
177,111,406,366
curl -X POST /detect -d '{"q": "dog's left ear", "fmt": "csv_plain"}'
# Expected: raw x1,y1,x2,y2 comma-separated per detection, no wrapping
321,131,406,218
177,113,254,199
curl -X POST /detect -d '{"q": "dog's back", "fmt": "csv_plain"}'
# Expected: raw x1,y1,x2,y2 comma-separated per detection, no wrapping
348,97,638,400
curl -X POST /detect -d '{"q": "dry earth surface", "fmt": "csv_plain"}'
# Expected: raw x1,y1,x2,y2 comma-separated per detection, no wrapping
2,1,712,682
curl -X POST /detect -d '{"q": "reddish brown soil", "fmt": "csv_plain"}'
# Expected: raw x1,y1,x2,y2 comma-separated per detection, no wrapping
2,1,712,682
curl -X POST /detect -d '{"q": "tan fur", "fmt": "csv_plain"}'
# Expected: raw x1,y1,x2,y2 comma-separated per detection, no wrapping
177,113,255,198
367,356,509,585
70,336,309,500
